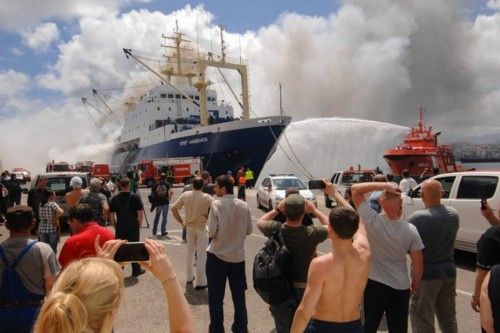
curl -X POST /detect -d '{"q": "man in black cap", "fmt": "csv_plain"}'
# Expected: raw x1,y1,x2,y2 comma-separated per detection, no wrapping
0,205,60,332
257,193,329,333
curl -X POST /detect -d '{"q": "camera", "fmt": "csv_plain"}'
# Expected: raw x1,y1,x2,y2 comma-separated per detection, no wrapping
308,180,325,190
113,242,149,262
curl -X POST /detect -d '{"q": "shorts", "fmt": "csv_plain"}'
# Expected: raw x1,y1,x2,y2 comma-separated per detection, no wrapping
306,318,362,333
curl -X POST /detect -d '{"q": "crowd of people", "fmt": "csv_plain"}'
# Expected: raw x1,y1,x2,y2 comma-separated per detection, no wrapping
0,166,499,332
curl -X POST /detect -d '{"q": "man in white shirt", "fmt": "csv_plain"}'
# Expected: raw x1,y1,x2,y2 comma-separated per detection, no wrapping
171,177,214,289
399,169,418,194
206,174,253,333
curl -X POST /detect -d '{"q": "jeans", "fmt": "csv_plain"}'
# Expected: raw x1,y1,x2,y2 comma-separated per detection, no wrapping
206,252,248,333
410,277,458,333
363,279,410,333
39,232,58,254
270,287,305,333
153,204,169,235
186,227,208,287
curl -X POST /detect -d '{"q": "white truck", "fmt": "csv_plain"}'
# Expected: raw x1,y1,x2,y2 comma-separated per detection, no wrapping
403,171,500,253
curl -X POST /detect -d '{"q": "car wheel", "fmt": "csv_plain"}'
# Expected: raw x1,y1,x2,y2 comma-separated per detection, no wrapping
257,195,263,209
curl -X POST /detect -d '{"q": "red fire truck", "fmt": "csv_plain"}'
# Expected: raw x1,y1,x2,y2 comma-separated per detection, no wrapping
137,157,203,187
92,164,110,179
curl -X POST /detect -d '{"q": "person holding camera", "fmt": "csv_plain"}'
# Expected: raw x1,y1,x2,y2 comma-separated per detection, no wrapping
257,193,329,333
34,238,194,333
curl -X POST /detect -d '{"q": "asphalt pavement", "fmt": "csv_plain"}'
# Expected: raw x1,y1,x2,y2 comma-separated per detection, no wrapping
0,187,481,332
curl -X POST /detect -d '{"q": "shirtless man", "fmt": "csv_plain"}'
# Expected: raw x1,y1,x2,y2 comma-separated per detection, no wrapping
64,176,86,209
291,181,370,333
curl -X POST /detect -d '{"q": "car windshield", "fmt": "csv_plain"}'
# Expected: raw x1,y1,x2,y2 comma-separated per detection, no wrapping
341,173,374,184
273,178,307,190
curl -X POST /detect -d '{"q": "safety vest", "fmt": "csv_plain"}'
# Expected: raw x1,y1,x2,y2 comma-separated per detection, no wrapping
245,169,254,180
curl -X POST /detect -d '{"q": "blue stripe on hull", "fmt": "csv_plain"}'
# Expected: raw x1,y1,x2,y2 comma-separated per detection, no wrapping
111,123,287,180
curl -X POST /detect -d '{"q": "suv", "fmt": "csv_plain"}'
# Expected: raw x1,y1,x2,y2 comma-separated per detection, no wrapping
403,171,500,253
325,169,376,208
256,174,316,210
30,172,90,231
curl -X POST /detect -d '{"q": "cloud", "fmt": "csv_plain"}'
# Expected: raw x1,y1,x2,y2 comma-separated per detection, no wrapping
0,0,130,32
11,47,24,56
0,70,29,98
488,0,500,9
21,22,60,52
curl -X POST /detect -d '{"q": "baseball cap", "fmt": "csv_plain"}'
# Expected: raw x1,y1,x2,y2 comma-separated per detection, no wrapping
284,193,305,216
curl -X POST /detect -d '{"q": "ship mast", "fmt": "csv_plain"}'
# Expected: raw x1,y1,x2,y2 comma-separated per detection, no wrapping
123,24,250,126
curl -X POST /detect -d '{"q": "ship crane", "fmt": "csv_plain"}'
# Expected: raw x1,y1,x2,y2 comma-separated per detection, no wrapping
123,25,249,126
81,97,118,128
92,89,122,123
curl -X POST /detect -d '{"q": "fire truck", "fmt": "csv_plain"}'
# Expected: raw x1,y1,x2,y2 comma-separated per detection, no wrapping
137,157,203,187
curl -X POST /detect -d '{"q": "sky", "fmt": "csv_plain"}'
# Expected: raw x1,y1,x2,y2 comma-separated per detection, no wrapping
1,0,500,172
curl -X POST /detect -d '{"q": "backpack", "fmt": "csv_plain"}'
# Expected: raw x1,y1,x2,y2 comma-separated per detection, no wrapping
253,225,294,305
156,183,168,198
0,241,44,333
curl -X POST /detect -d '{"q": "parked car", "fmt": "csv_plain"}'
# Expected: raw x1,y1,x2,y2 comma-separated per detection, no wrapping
11,168,31,183
256,174,316,210
30,172,90,233
403,171,500,253
325,168,376,208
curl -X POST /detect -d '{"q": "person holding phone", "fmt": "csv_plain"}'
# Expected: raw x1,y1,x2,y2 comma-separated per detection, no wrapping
34,238,194,333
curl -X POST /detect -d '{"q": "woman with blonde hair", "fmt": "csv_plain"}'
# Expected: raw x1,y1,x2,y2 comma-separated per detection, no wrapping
34,238,194,333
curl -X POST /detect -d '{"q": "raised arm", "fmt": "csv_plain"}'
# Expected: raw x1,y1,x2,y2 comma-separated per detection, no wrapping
481,203,500,226
305,200,328,226
351,182,398,209
323,180,352,209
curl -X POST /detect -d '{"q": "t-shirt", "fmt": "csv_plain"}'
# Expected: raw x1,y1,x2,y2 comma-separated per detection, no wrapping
152,181,171,206
477,225,500,271
487,264,500,333
172,190,214,228
399,177,418,194
109,192,144,233
58,222,115,269
408,205,459,279
0,238,60,295
358,201,424,290
260,220,328,283
78,192,108,224
27,188,49,219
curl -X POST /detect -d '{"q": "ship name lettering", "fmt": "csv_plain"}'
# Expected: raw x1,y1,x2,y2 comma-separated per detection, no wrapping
188,137,208,144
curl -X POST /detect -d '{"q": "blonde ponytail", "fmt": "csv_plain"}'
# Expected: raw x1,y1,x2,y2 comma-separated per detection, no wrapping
34,258,124,333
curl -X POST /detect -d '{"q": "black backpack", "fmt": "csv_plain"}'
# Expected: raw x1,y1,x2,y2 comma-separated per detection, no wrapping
253,225,294,305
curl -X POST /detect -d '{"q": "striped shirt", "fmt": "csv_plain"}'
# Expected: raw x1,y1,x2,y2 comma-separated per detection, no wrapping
38,202,60,234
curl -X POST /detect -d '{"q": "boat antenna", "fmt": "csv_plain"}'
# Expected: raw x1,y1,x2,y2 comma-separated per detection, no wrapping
279,83,284,116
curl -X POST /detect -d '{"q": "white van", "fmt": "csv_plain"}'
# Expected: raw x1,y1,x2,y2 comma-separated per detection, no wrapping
402,171,500,253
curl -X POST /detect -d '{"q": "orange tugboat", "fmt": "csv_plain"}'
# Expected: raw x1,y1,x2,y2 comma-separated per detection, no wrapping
383,107,458,178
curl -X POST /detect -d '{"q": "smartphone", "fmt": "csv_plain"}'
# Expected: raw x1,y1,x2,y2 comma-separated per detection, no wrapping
308,180,325,190
113,242,149,262
481,197,488,211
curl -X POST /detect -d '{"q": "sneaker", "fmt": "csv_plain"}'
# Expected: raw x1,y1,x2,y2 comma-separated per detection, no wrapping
155,234,163,240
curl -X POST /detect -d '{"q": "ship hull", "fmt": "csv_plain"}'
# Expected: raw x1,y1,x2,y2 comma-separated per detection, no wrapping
384,150,457,177
111,116,291,180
